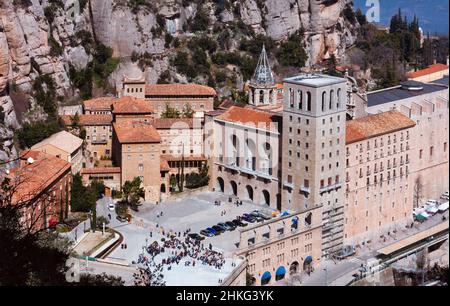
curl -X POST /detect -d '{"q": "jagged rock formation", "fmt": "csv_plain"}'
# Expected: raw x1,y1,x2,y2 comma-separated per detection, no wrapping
0,0,358,162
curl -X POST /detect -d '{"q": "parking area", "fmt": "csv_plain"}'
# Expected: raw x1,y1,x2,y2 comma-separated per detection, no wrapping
132,192,280,254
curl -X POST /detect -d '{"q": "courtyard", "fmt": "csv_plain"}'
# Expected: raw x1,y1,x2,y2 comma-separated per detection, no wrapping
94,191,280,285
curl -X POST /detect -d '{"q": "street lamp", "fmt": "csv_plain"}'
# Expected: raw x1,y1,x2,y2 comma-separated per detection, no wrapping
323,266,328,286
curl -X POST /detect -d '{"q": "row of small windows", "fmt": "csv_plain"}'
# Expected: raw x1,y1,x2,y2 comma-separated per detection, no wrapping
350,131,410,154
126,87,143,93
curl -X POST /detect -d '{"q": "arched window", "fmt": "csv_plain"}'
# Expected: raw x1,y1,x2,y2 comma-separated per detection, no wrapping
261,142,273,175
231,134,240,167
298,90,303,110
289,89,294,108
321,91,326,112
306,92,311,111
337,88,342,109
329,90,334,110
245,139,256,171
259,90,264,104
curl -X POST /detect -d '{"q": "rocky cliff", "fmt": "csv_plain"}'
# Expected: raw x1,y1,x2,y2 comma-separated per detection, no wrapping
0,0,359,163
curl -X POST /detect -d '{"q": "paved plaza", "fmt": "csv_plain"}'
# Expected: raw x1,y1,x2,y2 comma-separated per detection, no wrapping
93,192,277,285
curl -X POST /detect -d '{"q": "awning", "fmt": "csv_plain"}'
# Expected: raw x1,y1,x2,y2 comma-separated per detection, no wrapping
276,266,286,276
281,211,290,217
261,271,271,280
304,256,313,264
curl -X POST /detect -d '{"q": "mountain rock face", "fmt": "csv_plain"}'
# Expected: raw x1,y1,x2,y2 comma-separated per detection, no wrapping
0,0,357,163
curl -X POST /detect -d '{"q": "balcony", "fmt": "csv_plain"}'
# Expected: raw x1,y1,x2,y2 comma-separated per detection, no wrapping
239,167,257,177
319,183,343,194
300,186,311,194
92,139,108,144
284,181,294,189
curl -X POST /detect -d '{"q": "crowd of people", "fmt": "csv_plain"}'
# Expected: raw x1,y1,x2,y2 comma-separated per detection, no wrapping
133,228,227,285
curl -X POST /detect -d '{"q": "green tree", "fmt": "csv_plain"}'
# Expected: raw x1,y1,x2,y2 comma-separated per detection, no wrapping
182,103,195,118
161,104,181,118
17,120,61,149
0,176,123,286
70,173,87,212
122,177,145,206
277,31,308,67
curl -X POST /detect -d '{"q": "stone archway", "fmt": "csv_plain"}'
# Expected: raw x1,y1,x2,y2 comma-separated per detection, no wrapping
262,190,270,206
230,180,238,196
216,177,225,193
245,185,254,202
290,262,299,275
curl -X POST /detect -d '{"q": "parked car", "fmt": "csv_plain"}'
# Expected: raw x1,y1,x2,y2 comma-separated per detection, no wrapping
255,210,272,220
188,233,205,241
250,211,265,222
108,202,115,212
206,227,218,236
225,221,237,230
212,225,225,234
426,199,439,206
335,245,356,261
200,229,214,237
425,204,439,215
232,219,247,227
218,222,234,231
116,215,128,223
242,214,256,223
441,191,449,200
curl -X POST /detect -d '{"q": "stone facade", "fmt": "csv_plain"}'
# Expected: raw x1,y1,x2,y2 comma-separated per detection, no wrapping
236,211,322,286
207,107,282,210
344,113,416,246
281,74,348,257
366,82,449,203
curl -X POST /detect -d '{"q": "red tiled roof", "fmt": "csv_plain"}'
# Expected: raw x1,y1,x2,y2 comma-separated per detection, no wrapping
80,167,121,175
8,151,71,203
153,118,201,129
346,111,416,144
60,114,112,126
113,121,161,144
83,97,115,111
215,106,281,132
145,84,217,97
407,63,449,79
160,157,171,172
218,99,239,110
112,96,154,114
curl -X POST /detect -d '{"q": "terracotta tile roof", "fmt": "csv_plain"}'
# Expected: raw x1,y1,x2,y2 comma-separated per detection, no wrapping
8,151,71,203
346,111,416,144
215,106,281,132
60,114,112,126
218,99,239,110
153,118,201,129
80,167,121,175
31,131,83,154
112,96,154,114
145,84,217,97
205,109,226,117
160,157,171,172
407,63,449,79
83,97,115,111
113,121,161,144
